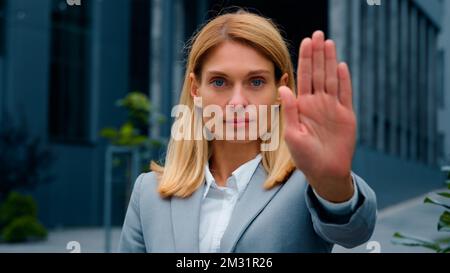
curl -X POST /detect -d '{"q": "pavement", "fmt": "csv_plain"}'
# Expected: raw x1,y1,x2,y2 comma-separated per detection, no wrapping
333,188,448,253
0,227,122,253
0,188,447,253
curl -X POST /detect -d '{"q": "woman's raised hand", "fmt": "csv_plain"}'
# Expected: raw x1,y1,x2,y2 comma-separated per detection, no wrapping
279,31,357,203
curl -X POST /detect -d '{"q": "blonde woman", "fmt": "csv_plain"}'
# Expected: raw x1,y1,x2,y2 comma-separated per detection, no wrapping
119,10,377,253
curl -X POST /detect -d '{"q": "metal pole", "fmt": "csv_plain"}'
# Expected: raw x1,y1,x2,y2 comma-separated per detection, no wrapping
103,145,112,253
161,0,174,138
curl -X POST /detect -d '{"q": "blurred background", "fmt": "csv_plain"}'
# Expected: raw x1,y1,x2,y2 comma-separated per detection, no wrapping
0,0,449,252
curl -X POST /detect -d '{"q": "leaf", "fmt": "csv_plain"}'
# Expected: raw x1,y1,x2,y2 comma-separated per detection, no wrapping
424,197,450,210
117,92,150,113
392,232,441,252
129,136,148,146
438,211,450,232
148,139,163,147
437,192,450,199
99,128,118,139
435,236,450,245
393,232,436,245
119,122,134,138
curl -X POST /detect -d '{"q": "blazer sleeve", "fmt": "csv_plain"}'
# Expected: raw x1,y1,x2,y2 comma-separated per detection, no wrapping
118,173,147,253
304,172,377,249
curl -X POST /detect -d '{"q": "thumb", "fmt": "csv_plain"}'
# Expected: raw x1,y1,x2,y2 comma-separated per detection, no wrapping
278,86,299,127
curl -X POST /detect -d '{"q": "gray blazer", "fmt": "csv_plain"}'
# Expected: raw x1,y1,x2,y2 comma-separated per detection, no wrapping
118,163,377,253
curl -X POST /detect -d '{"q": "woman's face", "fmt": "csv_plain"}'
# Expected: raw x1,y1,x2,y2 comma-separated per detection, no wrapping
190,40,287,142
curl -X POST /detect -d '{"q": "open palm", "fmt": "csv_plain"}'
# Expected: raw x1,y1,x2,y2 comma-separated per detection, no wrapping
279,31,356,202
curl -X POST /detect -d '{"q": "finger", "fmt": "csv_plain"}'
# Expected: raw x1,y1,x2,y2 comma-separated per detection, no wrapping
325,40,338,97
338,62,353,109
298,38,312,95
278,86,300,127
312,31,325,93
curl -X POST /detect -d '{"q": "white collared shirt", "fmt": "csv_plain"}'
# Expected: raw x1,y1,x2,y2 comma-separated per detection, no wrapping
198,153,359,253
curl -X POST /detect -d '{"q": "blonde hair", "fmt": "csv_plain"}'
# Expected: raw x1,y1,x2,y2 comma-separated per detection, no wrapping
151,10,296,198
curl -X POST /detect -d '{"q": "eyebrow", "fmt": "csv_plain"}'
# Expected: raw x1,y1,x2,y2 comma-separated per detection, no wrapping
205,69,272,77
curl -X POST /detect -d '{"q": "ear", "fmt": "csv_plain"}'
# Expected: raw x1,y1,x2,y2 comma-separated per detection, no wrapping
189,73,200,97
279,73,288,87
275,73,289,105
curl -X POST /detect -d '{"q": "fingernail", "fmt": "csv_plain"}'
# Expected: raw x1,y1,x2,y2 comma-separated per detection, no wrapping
313,30,324,38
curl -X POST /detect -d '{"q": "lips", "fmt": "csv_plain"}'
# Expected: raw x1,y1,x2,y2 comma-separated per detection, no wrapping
224,118,250,123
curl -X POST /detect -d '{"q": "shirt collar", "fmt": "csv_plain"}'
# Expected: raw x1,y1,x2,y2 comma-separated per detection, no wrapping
203,153,263,199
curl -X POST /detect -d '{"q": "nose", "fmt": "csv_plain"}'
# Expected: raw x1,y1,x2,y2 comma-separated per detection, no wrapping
228,84,248,109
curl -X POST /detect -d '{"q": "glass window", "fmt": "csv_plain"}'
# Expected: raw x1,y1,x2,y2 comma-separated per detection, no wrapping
0,0,5,57
129,0,150,96
48,0,91,143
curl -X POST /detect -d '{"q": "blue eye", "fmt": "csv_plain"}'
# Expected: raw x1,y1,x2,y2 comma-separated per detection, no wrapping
250,78,265,87
211,79,225,87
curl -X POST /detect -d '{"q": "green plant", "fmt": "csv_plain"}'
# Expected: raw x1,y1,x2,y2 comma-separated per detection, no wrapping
0,192,47,243
100,122,149,146
100,91,165,147
392,171,450,253
117,91,157,127
0,113,54,201
2,216,47,243
0,192,37,228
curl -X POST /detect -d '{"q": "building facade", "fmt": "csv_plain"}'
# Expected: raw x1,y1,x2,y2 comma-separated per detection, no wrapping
330,0,447,205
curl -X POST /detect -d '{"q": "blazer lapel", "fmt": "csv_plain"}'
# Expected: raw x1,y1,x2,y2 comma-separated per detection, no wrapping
171,183,205,253
219,163,284,252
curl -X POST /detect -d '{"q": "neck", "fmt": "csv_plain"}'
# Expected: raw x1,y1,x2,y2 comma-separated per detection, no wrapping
209,140,260,187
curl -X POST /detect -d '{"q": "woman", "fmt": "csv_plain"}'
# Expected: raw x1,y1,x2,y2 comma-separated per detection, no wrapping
119,10,377,253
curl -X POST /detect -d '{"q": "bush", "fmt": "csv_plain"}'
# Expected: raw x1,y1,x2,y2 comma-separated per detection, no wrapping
0,192,47,243
2,216,47,243
0,113,52,243
0,192,37,229
0,113,54,200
